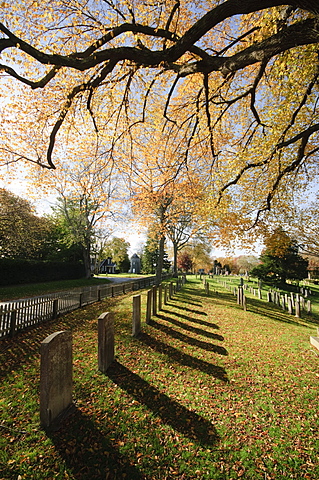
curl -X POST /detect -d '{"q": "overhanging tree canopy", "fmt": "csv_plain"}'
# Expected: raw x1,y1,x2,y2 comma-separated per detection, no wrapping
0,0,319,225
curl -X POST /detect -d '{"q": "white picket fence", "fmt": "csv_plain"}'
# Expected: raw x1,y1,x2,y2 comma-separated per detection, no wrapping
0,276,161,339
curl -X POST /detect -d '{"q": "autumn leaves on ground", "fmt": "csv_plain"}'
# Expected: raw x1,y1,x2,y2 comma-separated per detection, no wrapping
1,277,318,480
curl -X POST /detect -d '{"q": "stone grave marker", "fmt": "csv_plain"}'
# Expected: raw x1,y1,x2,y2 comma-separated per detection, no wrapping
98,312,114,373
146,289,152,324
132,295,141,337
152,285,157,316
40,330,72,429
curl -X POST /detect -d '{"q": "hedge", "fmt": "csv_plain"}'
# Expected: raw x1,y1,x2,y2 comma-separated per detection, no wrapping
0,258,86,286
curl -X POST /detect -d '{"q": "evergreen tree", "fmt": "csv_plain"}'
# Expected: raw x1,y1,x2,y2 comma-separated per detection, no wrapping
251,228,308,285
141,233,171,275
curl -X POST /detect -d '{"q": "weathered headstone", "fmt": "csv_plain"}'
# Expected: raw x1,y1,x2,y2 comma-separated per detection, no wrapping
310,334,319,351
295,299,300,318
237,286,244,306
152,285,157,316
287,297,293,315
40,330,72,429
158,284,163,311
164,285,168,305
132,295,141,337
98,312,114,373
146,289,152,324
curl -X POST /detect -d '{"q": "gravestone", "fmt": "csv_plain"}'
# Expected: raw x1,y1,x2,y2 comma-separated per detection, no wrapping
146,289,152,324
132,295,141,337
98,312,114,373
243,295,247,311
310,328,319,351
152,286,157,316
281,295,285,310
169,282,173,299
164,285,168,305
40,330,72,429
158,284,163,311
287,298,293,315
295,299,300,318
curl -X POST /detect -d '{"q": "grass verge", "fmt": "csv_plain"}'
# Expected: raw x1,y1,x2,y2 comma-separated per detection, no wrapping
0,276,318,479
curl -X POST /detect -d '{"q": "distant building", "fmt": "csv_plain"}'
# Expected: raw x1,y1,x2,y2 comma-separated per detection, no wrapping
100,257,117,274
130,253,141,274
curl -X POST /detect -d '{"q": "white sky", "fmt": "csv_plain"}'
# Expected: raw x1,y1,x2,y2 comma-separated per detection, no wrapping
0,176,262,259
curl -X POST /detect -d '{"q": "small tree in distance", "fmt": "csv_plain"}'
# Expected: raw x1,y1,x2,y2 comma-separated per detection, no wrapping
177,252,193,274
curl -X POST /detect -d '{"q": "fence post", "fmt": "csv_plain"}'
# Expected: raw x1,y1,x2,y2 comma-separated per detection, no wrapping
10,310,17,338
132,295,141,337
52,299,59,319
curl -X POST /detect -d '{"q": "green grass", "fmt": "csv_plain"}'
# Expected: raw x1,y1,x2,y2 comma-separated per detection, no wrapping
0,274,151,302
0,277,113,302
1,276,319,479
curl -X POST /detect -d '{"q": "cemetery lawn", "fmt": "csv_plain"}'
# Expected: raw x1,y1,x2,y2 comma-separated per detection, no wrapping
1,276,319,479
0,277,113,301
0,274,148,301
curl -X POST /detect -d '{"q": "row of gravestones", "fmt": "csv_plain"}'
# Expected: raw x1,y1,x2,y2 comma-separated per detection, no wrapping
215,279,318,353
39,277,186,429
216,279,312,318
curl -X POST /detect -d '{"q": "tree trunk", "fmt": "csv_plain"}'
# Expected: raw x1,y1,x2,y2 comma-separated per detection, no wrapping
172,242,178,277
156,235,165,285
82,245,92,279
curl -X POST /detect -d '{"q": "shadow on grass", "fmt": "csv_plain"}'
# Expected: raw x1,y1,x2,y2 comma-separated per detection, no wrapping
173,291,202,307
166,302,208,316
150,319,228,356
0,319,82,379
0,299,112,380
48,406,145,480
139,331,229,381
107,360,220,446
168,312,220,330
156,312,224,341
